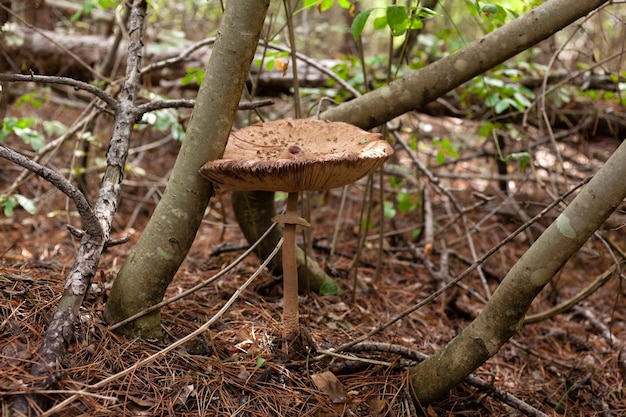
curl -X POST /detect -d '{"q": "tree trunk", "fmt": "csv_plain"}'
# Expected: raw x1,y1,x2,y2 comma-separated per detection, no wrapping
104,0,609,343
103,0,270,339
409,135,626,405
9,1,147,414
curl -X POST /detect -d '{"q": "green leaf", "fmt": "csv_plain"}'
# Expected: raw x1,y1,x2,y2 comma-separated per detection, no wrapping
319,279,341,296
254,356,266,369
43,120,67,136
15,194,36,214
386,5,409,36
351,8,373,40
397,189,417,213
485,93,500,107
319,0,333,12
494,98,512,114
303,0,318,8
383,201,396,219
337,0,352,9
372,15,388,30
509,152,531,172
181,67,204,86
478,121,496,138
436,150,446,165
1,196,17,217
14,127,45,150
513,91,532,109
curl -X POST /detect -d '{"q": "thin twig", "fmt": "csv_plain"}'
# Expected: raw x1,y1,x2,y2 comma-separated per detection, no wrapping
327,177,591,354
0,145,103,238
39,237,283,417
110,222,278,330
0,73,118,112
524,265,616,324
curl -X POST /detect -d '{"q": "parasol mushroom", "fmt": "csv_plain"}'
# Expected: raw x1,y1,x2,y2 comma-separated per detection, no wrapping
199,119,393,352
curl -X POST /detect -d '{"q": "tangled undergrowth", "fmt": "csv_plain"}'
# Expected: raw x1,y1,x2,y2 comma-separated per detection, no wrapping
1,111,626,416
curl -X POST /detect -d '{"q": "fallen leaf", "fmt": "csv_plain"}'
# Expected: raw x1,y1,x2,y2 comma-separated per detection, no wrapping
311,371,348,404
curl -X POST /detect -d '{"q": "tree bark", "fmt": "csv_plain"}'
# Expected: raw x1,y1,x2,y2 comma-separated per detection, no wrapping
320,0,609,129
8,1,146,414
103,0,270,339
409,135,626,405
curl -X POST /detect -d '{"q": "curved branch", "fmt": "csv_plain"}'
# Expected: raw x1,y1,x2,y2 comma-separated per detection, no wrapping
0,73,119,112
0,144,103,238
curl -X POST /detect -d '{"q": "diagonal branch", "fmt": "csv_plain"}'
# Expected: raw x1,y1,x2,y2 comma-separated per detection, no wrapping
10,0,148,414
0,144,103,238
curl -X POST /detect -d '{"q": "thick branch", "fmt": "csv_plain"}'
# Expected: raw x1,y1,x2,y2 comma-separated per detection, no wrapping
11,1,147,414
410,136,626,404
320,0,610,128
104,0,270,339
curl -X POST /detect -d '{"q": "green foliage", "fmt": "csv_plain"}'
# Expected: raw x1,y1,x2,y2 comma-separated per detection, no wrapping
467,0,538,32
351,4,437,40
463,68,535,114
432,137,459,165
181,67,205,86
384,180,423,239
479,122,531,173
396,188,419,213
254,356,266,369
254,51,290,72
70,0,118,21
1,118,45,150
0,194,36,216
139,108,185,142
303,0,353,13
15,88,50,109
319,279,341,296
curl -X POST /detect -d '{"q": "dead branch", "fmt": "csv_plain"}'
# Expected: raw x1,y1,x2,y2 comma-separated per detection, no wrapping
0,145,102,238
9,1,148,415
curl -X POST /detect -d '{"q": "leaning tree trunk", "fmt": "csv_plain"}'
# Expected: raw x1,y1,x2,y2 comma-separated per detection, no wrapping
235,0,610,291
104,0,609,340
319,0,609,129
410,134,626,405
103,0,270,339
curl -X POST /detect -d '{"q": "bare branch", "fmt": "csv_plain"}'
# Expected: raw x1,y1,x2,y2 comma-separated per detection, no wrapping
0,73,119,112
135,98,274,115
0,144,103,238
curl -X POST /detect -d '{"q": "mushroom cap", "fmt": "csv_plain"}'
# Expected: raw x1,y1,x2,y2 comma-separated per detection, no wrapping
199,119,394,193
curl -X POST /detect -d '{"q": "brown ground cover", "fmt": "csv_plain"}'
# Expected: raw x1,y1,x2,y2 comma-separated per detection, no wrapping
1,104,625,416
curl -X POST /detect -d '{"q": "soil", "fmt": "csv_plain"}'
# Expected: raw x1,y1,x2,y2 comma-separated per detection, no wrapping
1,104,625,416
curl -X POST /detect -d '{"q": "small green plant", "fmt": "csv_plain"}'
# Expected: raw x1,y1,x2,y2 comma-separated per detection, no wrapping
139,108,185,142
351,4,437,41
463,68,535,114
385,178,423,240
479,122,531,172
1,117,46,150
303,0,353,13
319,279,341,296
181,67,205,87
70,0,118,21
432,137,460,165
254,51,290,73
0,194,36,216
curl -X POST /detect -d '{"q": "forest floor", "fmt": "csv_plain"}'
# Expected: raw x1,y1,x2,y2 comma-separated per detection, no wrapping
1,107,626,416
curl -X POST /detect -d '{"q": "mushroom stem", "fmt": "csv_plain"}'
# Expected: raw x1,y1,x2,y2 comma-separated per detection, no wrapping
281,191,301,344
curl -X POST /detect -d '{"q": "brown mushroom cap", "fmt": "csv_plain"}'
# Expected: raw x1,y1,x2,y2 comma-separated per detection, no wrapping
199,119,394,193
